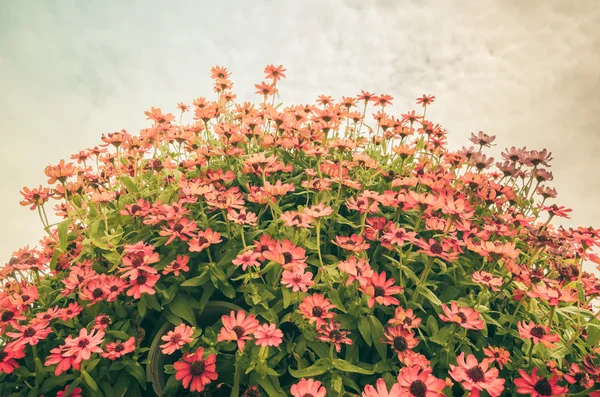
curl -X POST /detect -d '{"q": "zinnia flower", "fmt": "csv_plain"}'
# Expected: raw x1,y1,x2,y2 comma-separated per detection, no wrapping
102,337,136,360
57,387,82,397
514,367,568,397
217,310,259,350
253,324,284,347
317,321,352,353
290,378,326,397
483,346,511,370
448,353,505,397
439,302,485,330
518,321,560,348
383,326,419,359
396,365,446,397
174,347,218,393
160,323,195,355
63,328,105,363
361,271,403,308
362,377,401,397
298,293,336,327
281,268,314,292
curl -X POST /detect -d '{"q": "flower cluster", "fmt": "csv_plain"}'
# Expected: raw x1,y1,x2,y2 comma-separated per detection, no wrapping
2,65,600,396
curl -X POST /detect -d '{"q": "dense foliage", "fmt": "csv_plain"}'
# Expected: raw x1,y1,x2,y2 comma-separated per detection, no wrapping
2,65,600,397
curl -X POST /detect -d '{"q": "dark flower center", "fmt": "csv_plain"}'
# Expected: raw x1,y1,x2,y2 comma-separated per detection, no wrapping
197,237,209,246
136,275,147,285
531,326,546,339
21,295,31,302
243,386,261,397
131,255,144,267
190,360,205,376
533,378,553,396
115,343,125,352
100,316,110,324
232,325,244,338
0,350,7,361
131,205,142,213
1,311,14,322
78,339,90,348
301,394,314,397
42,314,51,319
373,286,386,297
173,223,184,233
329,330,342,341
312,307,324,317
282,252,293,264
393,336,408,352
409,380,428,397
92,288,104,298
110,285,119,292
430,243,443,255
456,312,467,323
170,334,181,344
466,365,485,383
23,327,36,338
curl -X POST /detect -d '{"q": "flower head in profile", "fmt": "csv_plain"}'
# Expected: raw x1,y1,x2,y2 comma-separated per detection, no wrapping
188,228,223,252
439,302,485,330
160,323,195,355
338,256,374,287
518,321,560,348
389,306,422,331
217,310,260,350
290,378,326,397
0,345,25,374
174,347,218,393
396,365,446,397
449,353,505,397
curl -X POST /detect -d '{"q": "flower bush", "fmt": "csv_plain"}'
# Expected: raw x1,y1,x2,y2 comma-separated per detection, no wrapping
2,64,600,397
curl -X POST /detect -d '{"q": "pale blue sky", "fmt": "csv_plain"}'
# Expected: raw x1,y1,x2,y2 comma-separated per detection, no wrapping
1,1,599,270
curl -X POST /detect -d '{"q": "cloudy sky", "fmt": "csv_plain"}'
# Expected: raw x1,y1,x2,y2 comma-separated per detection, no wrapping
1,1,599,271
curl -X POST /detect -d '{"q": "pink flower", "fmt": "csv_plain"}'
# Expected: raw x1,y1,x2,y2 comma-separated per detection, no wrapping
362,378,401,397
217,310,260,350
232,250,262,271
396,365,446,397
160,324,195,355
361,271,403,308
102,337,136,360
162,255,190,276
439,302,485,330
63,328,105,363
281,268,314,292
298,293,336,327
449,353,505,397
174,347,218,393
253,324,284,347
290,378,326,397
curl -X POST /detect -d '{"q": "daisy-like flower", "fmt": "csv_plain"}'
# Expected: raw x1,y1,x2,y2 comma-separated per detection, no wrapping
162,255,190,276
338,256,374,287
514,367,568,397
362,377,401,397
416,238,460,262
398,350,432,370
483,346,511,370
232,250,262,271
0,307,26,333
227,208,258,226
253,235,278,261
333,234,371,253
281,210,313,228
472,271,503,291
281,268,314,292
382,224,417,247
174,347,218,393
290,378,326,397
263,239,307,270
396,365,446,397
59,302,83,320
317,321,352,353
6,322,52,349
0,345,25,374
63,328,105,363
160,323,195,355
389,306,422,330
101,337,136,360
563,363,594,388
298,293,336,327
383,326,419,359
119,198,151,217
264,64,287,82
93,314,112,331
217,310,260,350
449,353,505,397
159,218,198,245
126,271,160,299
439,302,485,330
253,324,284,347
188,228,223,252
44,344,80,375
361,271,403,308
120,241,160,280
304,203,333,219
518,321,560,348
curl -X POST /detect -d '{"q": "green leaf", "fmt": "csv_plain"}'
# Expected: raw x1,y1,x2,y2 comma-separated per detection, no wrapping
162,375,181,396
282,286,292,309
181,270,210,287
112,371,130,397
357,316,372,346
82,370,99,392
167,294,197,326
586,323,600,347
416,285,443,307
257,376,287,397
331,359,374,374
58,219,71,251
40,374,77,394
120,176,139,193
124,361,147,390
288,358,331,378
108,330,131,340
369,315,387,360
330,372,343,395
328,289,346,312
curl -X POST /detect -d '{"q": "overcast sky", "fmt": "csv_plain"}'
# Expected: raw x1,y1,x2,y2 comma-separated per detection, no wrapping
1,1,599,272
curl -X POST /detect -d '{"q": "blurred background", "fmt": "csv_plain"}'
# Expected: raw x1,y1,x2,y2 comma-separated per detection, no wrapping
1,0,599,272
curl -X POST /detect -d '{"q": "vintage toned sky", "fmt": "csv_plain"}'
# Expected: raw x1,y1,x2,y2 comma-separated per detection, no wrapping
1,1,599,271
